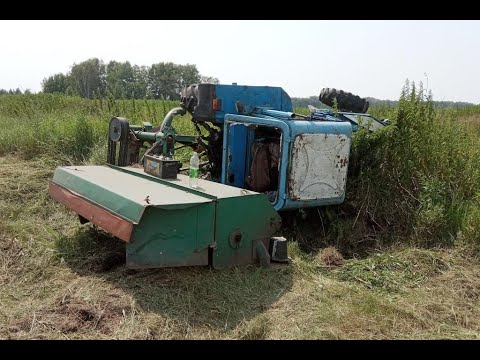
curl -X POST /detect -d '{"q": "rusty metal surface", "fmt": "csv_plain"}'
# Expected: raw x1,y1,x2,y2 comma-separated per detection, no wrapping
49,181,133,242
288,133,351,201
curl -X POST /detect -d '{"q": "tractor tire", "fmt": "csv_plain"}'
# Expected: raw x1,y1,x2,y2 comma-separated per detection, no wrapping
319,88,369,113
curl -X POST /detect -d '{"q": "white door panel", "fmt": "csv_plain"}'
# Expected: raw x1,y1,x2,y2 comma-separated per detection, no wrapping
289,134,351,200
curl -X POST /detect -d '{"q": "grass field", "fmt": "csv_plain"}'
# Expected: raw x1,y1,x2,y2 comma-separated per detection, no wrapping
1,91,480,339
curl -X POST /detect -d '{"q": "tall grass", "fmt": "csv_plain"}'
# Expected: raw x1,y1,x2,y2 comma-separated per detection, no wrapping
0,93,195,162
1,87,480,250
333,82,480,249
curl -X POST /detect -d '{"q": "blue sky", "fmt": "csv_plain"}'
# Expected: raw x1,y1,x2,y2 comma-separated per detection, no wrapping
1,20,479,103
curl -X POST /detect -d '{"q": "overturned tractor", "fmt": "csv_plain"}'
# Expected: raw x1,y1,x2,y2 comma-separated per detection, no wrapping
49,84,386,269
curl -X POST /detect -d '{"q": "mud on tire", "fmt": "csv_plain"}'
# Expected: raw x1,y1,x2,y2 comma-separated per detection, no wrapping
319,88,369,113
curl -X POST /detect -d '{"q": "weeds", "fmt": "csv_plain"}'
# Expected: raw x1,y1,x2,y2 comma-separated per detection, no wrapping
324,81,480,251
0,94,195,161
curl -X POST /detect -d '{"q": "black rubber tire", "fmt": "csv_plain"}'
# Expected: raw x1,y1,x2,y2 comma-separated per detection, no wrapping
319,88,369,113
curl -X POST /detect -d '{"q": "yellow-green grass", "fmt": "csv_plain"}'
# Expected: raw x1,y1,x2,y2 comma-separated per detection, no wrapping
1,155,479,339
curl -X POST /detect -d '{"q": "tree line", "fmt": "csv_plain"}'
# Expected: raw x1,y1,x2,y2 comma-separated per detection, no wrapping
0,88,32,95
42,58,219,100
0,58,219,100
291,95,476,109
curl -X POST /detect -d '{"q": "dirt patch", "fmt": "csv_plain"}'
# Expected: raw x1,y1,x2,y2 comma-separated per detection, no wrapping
51,293,127,335
8,291,130,338
54,301,98,333
239,315,272,340
316,246,345,267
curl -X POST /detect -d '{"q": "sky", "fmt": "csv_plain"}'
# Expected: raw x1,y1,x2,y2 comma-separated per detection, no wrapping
1,20,480,103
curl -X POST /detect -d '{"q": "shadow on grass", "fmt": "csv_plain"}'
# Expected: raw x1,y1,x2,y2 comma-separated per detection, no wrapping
55,226,294,332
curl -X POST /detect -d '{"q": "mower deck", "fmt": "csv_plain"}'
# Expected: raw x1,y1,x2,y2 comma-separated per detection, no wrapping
49,165,281,269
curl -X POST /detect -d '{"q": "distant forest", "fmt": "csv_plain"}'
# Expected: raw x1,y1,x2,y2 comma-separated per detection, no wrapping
0,58,218,100
291,96,476,109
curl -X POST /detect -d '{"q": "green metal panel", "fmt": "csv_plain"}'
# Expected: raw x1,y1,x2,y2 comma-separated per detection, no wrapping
51,166,211,223
124,167,254,199
118,169,282,268
51,165,282,269
112,167,217,200
212,194,281,269
127,203,215,268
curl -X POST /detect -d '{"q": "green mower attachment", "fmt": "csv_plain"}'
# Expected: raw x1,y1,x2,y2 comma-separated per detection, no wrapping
49,165,283,269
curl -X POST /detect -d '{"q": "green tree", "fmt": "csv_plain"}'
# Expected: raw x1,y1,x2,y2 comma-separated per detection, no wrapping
132,65,149,99
69,58,106,99
200,75,220,84
106,61,135,99
38,59,218,99
148,62,200,100
177,64,201,91
148,62,178,99
42,73,70,94
9,88,22,95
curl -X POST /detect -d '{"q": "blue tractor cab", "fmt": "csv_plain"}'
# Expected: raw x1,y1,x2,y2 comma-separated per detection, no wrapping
179,83,385,211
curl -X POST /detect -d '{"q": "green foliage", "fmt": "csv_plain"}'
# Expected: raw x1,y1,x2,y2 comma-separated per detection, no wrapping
40,58,219,100
105,61,135,99
148,62,200,100
131,65,149,99
0,88,23,95
331,81,480,249
0,93,195,161
71,117,94,160
41,73,70,94
336,248,449,293
69,58,107,99
200,75,220,84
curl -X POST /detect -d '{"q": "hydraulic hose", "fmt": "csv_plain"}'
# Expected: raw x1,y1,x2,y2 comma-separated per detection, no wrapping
160,107,187,133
